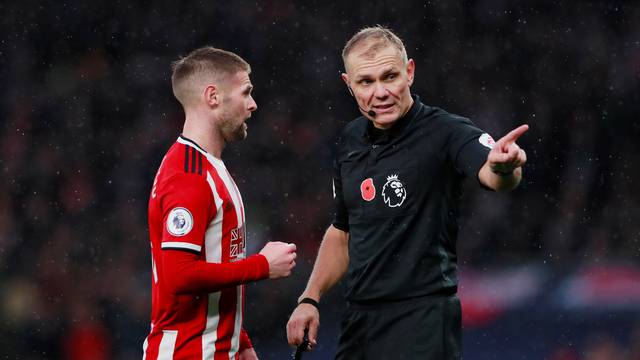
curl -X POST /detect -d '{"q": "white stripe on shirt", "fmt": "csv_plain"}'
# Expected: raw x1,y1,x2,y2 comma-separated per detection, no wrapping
161,242,201,252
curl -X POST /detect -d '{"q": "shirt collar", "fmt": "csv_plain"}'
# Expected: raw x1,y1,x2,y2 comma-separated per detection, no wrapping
363,94,422,142
177,135,224,165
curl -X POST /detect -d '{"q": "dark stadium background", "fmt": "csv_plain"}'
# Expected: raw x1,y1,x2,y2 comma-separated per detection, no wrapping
1,1,639,359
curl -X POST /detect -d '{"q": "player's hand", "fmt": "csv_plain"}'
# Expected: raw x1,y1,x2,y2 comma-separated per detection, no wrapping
487,124,528,175
259,242,297,279
238,347,259,360
287,303,319,351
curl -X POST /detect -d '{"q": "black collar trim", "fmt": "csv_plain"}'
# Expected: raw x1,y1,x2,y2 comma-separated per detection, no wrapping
362,94,423,142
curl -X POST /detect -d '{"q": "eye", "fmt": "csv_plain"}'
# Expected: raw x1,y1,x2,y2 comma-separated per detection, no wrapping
386,73,398,81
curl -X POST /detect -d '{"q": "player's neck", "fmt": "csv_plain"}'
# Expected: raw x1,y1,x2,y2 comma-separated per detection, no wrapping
182,113,225,159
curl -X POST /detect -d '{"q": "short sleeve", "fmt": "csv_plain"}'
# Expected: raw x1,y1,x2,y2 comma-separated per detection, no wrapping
446,116,492,181
160,174,214,254
331,156,349,232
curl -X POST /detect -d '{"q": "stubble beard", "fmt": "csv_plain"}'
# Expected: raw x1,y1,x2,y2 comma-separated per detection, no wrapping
220,114,247,143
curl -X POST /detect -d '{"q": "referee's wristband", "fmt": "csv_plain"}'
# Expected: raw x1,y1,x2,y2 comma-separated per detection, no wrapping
298,297,319,310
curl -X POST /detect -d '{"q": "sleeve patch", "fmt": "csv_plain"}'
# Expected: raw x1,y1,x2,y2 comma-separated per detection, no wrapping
479,133,495,149
166,207,194,236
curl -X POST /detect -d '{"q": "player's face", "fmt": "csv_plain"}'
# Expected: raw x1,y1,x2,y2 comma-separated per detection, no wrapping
219,71,257,142
343,45,415,129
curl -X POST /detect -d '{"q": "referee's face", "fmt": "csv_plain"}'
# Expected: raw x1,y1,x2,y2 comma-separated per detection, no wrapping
342,45,415,129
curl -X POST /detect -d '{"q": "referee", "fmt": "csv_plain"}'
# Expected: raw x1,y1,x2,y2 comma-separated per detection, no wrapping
286,26,528,359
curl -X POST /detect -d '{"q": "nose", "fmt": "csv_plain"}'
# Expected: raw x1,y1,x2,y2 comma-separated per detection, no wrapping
248,96,257,112
373,82,388,98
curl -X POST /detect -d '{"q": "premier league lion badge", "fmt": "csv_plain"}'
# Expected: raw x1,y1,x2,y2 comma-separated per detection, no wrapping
166,207,193,236
382,174,407,208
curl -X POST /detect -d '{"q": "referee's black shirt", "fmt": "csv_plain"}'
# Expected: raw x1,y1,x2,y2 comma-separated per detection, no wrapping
332,95,491,303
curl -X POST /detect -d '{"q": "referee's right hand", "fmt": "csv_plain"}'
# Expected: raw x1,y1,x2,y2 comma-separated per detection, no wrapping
260,242,297,279
287,303,319,350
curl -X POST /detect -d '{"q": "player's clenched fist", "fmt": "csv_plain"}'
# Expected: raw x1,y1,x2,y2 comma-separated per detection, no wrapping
259,242,297,278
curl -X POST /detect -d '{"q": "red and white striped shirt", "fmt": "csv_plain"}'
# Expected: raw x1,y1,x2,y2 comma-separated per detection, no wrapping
143,136,269,360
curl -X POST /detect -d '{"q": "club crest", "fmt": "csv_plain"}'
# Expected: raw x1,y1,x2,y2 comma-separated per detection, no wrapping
382,174,407,208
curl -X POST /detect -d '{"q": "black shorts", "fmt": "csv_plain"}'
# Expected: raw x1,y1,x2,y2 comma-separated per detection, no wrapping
335,294,461,360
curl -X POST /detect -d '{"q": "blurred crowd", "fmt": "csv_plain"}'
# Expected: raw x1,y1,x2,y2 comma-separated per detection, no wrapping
0,1,638,358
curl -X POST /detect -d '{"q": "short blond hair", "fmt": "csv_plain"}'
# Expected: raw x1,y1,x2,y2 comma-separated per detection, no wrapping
171,46,250,106
342,25,408,71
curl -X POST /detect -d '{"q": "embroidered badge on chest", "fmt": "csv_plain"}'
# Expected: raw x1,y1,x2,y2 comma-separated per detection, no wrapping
382,174,407,208
360,178,376,201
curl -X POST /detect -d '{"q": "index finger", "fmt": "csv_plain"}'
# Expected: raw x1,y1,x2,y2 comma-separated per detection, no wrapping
287,318,303,346
498,124,529,145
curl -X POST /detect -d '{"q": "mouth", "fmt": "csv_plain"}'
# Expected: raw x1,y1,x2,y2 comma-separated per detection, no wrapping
372,103,394,113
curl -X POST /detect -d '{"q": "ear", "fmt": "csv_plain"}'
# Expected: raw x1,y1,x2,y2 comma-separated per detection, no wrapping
406,59,415,87
204,84,219,107
341,73,354,97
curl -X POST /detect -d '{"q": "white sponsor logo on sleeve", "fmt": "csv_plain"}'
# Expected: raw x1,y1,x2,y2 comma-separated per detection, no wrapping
479,133,495,149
